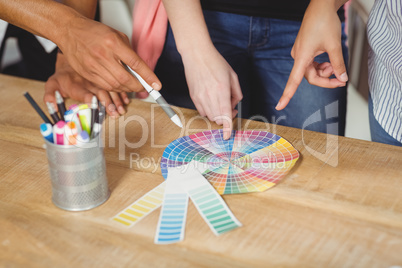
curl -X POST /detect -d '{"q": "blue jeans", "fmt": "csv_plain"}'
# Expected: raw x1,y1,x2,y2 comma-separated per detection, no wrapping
369,94,402,146
155,10,348,135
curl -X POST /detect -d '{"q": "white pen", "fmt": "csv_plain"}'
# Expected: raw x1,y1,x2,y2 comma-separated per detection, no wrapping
122,62,183,128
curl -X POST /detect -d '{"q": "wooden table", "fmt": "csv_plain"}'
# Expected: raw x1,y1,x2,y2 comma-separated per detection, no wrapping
1,74,401,267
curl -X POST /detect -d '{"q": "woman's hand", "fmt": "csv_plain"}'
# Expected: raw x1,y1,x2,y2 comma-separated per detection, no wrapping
182,47,242,139
276,0,348,110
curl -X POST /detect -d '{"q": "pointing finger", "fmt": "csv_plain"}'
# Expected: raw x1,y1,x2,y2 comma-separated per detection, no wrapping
276,57,309,110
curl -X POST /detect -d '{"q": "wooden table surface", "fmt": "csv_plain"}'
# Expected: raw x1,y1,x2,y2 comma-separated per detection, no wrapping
0,74,401,268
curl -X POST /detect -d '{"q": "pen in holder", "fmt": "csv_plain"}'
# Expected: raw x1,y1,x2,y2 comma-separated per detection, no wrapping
25,92,109,211
44,133,109,211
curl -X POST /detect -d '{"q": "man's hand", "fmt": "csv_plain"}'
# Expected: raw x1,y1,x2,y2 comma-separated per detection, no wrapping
59,16,161,94
0,0,162,94
44,53,130,117
276,0,348,110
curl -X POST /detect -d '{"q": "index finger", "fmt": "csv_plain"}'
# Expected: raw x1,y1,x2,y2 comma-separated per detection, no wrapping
222,116,233,140
218,97,234,140
119,47,162,91
276,57,310,110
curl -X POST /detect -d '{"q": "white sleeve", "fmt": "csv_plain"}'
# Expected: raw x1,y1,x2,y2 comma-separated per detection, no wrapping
0,19,8,46
35,35,57,53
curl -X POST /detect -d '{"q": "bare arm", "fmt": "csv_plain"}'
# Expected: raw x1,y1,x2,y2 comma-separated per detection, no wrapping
276,0,350,110
41,0,129,116
0,0,82,43
163,0,243,139
0,0,161,94
60,0,97,19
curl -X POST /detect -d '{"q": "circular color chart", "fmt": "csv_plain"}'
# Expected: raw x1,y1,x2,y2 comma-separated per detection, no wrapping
161,130,299,195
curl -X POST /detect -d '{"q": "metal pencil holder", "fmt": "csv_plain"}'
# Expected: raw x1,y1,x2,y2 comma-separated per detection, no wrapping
44,137,109,211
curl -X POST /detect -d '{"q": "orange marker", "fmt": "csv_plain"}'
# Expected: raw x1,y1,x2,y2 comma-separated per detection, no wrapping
65,121,78,145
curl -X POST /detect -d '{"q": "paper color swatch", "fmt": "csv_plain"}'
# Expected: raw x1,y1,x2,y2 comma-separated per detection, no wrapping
154,176,189,244
112,130,299,244
112,182,165,227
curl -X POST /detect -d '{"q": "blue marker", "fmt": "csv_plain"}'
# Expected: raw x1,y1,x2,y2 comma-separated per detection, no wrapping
40,123,53,143
64,110,73,122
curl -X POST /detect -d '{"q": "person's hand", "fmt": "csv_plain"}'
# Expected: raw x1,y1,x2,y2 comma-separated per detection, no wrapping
57,16,161,94
181,47,243,139
44,53,130,117
276,0,348,111
135,91,150,99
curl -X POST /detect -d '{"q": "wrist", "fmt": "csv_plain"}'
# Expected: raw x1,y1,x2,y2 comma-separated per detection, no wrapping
176,37,216,57
55,13,88,52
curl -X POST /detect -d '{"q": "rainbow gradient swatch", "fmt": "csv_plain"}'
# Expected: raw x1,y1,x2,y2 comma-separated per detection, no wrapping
161,130,299,194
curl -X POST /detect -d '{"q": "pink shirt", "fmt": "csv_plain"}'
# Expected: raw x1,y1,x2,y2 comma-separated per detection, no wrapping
131,0,168,71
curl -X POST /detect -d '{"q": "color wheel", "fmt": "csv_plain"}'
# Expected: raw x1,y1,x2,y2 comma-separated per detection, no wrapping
161,130,299,195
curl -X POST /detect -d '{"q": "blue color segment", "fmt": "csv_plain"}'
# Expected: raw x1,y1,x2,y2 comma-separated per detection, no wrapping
156,192,188,244
236,132,280,155
161,135,215,179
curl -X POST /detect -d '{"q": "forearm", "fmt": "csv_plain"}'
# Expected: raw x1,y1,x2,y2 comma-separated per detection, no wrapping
162,0,214,55
61,0,97,19
0,0,89,46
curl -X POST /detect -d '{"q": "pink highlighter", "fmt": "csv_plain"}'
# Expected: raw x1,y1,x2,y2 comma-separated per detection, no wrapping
68,104,79,111
53,121,66,145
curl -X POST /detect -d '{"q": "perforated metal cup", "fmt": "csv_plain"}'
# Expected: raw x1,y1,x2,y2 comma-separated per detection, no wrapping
44,137,109,211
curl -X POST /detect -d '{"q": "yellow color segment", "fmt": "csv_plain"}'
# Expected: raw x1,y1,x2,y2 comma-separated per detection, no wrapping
130,204,150,213
214,186,226,195
144,195,161,204
119,213,137,222
138,200,157,208
149,191,164,199
257,182,275,191
126,209,144,217
113,217,131,226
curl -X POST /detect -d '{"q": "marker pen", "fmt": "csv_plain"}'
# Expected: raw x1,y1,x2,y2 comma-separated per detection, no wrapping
68,104,78,111
77,130,90,146
40,123,54,143
65,121,78,145
55,91,66,121
78,104,92,135
64,110,73,122
53,121,66,145
64,109,82,134
90,121,101,140
90,96,99,135
46,102,60,124
99,103,106,124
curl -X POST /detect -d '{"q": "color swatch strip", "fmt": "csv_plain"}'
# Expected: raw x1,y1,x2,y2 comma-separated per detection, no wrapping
186,179,242,235
154,177,189,244
175,161,242,236
113,161,241,244
111,182,166,227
